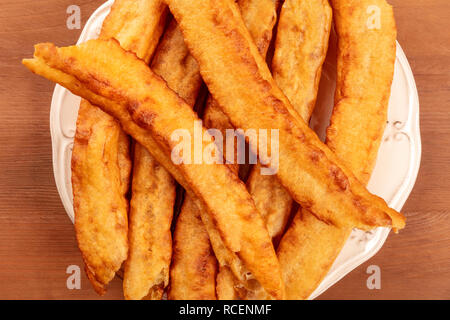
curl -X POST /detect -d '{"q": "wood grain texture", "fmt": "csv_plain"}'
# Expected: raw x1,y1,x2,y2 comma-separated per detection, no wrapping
0,0,448,299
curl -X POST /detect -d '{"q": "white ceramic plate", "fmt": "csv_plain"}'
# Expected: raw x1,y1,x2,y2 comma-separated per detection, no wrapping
50,0,421,299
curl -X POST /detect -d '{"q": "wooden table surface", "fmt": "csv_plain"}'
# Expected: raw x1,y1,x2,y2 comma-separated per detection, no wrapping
1,0,449,300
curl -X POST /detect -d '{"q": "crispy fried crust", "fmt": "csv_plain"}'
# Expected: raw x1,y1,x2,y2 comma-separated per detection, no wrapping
165,0,405,230
117,130,132,195
277,210,350,300
203,0,278,170
169,197,218,300
71,100,128,295
150,22,216,300
238,0,278,55
216,267,239,300
151,19,202,107
23,39,284,299
272,0,332,120
203,0,278,138
123,144,176,300
276,0,399,300
100,0,168,63
246,168,293,241
70,0,168,295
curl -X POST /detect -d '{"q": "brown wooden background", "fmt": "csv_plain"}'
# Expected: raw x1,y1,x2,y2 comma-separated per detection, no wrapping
0,0,448,300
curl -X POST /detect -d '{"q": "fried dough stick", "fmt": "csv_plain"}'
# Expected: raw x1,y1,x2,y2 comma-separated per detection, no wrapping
71,0,167,295
246,0,332,246
148,20,217,300
23,39,284,300
276,0,398,300
101,0,172,300
123,144,175,300
164,0,405,231
72,100,129,295
202,0,279,299
326,0,397,182
169,197,218,300
273,0,332,128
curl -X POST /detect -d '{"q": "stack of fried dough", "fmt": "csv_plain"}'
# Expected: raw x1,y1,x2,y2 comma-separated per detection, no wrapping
23,0,402,300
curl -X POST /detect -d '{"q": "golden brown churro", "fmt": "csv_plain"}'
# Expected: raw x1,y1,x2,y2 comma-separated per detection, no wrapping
72,100,128,295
